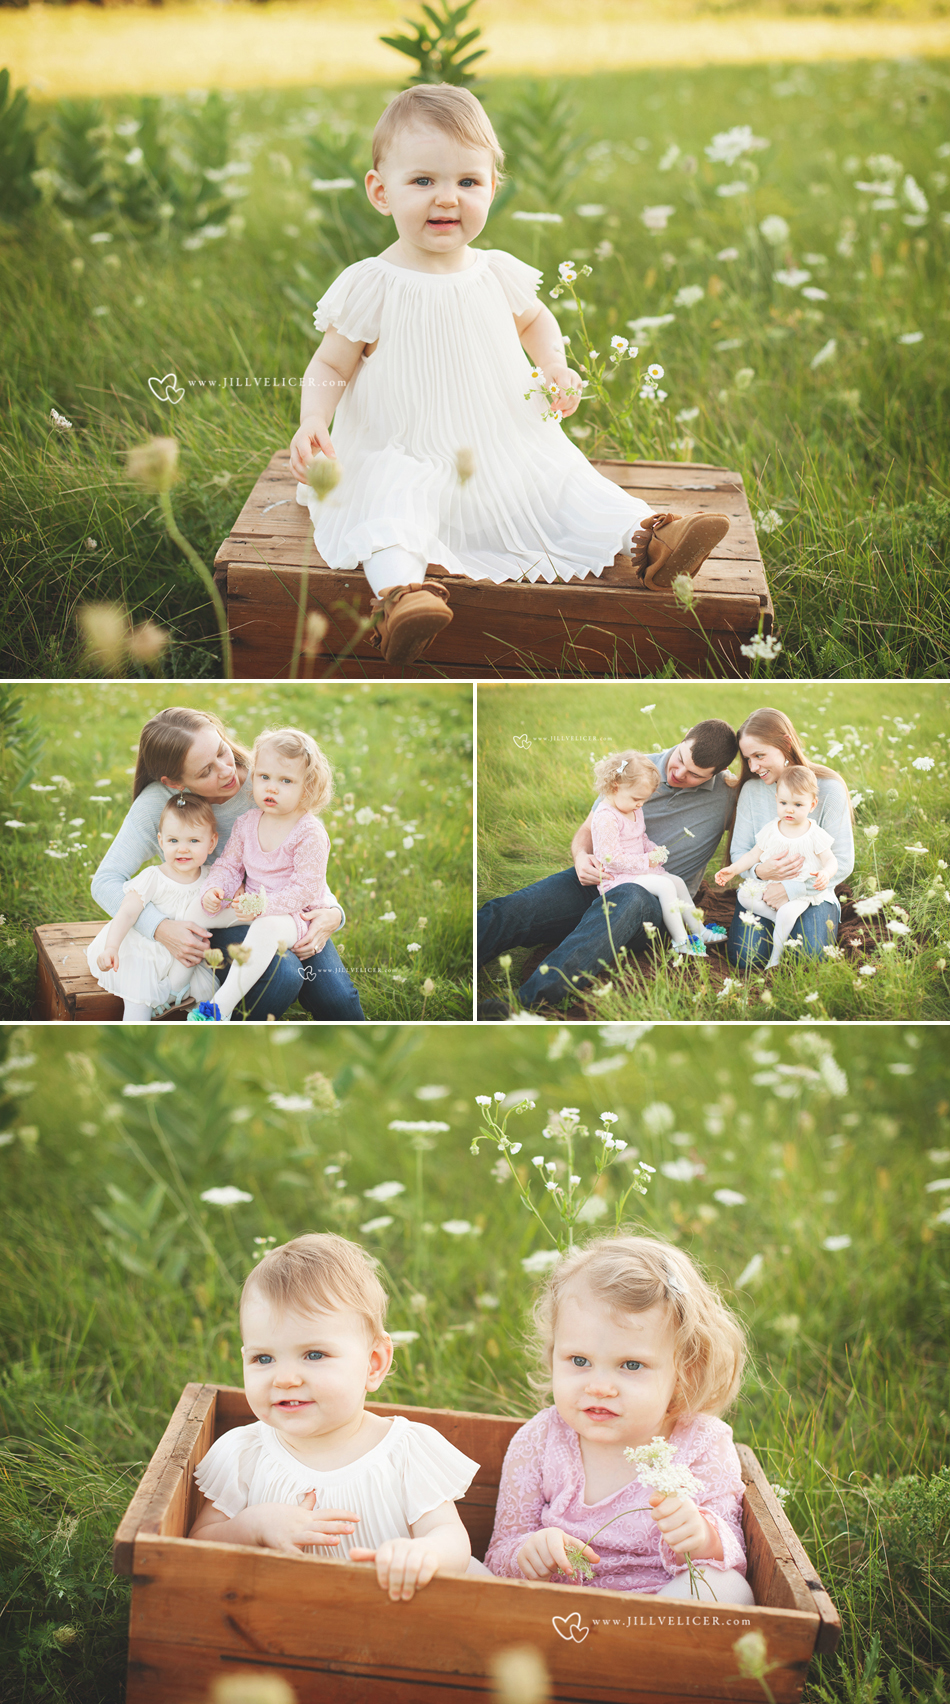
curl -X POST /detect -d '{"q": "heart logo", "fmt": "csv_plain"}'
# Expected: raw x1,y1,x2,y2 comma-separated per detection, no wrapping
148,372,184,404
552,1612,589,1643
512,734,531,749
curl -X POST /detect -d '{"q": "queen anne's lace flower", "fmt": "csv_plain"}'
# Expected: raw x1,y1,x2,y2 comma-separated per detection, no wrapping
623,1436,701,1497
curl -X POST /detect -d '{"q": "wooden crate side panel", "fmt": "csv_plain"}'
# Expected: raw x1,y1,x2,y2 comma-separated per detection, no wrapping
737,1445,840,1654
129,1536,816,1704
114,1384,219,1573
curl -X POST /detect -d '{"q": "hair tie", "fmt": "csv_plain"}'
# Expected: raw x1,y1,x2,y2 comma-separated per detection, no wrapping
616,759,628,776
664,1264,684,1297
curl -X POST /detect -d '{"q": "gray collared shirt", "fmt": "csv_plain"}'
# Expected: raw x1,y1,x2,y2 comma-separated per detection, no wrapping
590,748,736,897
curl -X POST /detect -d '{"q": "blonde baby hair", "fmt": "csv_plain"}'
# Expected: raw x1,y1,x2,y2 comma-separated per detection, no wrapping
529,1232,747,1418
241,1232,388,1343
593,750,661,802
157,794,218,838
777,764,819,802
372,83,505,180
253,727,333,816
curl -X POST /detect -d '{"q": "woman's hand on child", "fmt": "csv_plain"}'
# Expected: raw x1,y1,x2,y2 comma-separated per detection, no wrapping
251,1492,359,1555
290,416,335,481
349,1537,441,1602
154,918,211,966
292,904,343,958
648,1493,719,1558
516,1527,599,1581
201,887,225,916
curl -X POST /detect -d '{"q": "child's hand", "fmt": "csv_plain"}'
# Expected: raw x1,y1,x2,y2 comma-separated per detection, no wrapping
648,847,668,867
290,415,334,481
97,949,119,973
715,864,737,887
251,1492,359,1556
349,1537,441,1602
813,870,828,891
648,1493,717,1558
516,1527,599,1581
546,367,584,419
232,889,266,920
201,887,224,916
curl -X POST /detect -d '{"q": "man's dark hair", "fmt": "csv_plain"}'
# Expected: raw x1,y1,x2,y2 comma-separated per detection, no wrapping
683,720,739,773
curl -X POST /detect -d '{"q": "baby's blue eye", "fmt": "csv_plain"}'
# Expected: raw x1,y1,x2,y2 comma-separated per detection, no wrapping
255,1354,274,1365
571,1356,589,1368
304,1350,325,1361
622,1360,643,1372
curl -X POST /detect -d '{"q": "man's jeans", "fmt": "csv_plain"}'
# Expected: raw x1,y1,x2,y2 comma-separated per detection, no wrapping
477,870,664,1008
725,899,839,968
211,925,365,1021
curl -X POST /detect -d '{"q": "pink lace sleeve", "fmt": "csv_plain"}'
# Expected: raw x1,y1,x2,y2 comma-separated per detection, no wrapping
660,1417,747,1577
262,818,330,917
592,807,650,876
484,1414,549,1578
201,816,250,905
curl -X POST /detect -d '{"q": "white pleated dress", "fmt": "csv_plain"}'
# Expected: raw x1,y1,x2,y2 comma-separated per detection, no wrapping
193,1416,479,1560
295,248,652,585
85,864,214,1009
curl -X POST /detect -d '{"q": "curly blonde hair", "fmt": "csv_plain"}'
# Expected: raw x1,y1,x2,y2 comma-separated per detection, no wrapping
592,751,661,801
252,728,333,816
529,1233,747,1419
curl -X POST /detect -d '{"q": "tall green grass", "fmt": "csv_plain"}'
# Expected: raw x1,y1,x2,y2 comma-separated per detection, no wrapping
1,1025,948,1699
477,679,950,1019
1,56,947,677
0,681,473,1020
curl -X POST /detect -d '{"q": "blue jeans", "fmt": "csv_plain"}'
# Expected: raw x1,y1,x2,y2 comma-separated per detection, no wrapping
478,870,664,1009
211,925,365,1021
725,899,839,968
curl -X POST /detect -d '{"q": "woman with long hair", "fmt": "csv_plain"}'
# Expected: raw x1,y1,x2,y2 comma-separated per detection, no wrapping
90,707,364,1021
725,708,854,968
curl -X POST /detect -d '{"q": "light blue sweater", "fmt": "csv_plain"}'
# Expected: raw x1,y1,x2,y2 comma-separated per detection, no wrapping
90,778,343,940
730,776,854,909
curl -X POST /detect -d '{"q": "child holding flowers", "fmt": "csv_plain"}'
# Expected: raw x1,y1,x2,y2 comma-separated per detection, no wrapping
184,727,362,1023
189,1233,478,1600
290,83,729,665
485,1235,754,1603
592,751,727,959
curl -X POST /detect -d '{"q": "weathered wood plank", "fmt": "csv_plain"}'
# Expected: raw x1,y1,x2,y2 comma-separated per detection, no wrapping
32,924,191,1023
737,1445,841,1655
215,453,772,680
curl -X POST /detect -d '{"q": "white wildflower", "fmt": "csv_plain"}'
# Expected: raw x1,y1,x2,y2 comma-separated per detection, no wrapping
624,1435,701,1496
122,1082,175,1097
822,1235,852,1251
363,1181,405,1202
714,1188,747,1206
200,1186,253,1206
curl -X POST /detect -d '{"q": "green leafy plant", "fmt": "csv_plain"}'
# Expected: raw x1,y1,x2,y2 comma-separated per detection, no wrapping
47,98,112,223
498,79,591,211
0,69,41,218
303,125,385,269
0,685,46,795
380,0,487,90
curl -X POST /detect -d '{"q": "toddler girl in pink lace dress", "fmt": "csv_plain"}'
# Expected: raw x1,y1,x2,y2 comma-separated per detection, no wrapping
592,752,724,959
485,1234,754,1603
183,728,334,1023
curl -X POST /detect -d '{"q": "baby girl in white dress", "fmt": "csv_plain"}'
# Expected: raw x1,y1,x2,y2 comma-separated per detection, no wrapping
592,751,726,958
86,794,218,1022
189,1233,480,1600
716,764,837,967
289,83,728,666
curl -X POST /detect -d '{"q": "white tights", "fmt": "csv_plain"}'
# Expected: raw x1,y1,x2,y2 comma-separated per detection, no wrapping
163,889,298,1021
121,1000,154,1024
655,1566,755,1606
360,519,651,595
611,872,705,945
738,883,814,969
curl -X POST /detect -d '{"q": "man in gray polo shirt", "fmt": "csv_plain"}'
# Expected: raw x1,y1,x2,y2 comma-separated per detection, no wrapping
477,720,738,1014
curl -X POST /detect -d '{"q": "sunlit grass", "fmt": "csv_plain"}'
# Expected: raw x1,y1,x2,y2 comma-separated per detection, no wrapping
0,681,473,1020
477,679,950,1018
0,1024,947,1701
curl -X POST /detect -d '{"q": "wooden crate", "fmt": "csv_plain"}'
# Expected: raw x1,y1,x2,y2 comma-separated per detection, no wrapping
213,455,773,680
32,923,192,1022
113,1384,839,1704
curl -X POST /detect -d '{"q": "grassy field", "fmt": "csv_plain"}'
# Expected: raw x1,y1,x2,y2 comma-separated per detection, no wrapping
0,681,473,1021
1,53,948,679
477,679,950,1019
0,1023,947,1703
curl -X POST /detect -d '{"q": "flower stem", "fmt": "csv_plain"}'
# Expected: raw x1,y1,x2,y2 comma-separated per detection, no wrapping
158,491,233,677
